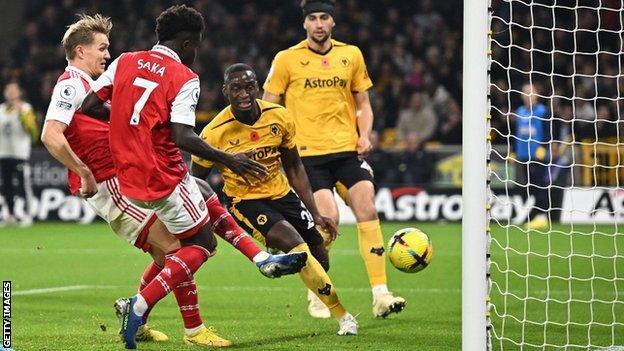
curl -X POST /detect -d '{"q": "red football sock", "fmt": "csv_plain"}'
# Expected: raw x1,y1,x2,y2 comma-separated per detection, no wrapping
140,245,209,308
206,194,261,261
173,278,203,329
138,262,162,324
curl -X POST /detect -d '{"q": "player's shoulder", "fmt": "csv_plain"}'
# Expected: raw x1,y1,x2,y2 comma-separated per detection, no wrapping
53,72,88,100
258,99,287,116
205,107,236,132
275,40,308,59
258,100,291,125
331,39,363,55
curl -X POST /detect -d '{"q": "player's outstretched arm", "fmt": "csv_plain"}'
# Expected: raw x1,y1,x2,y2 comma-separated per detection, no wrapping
171,122,268,183
280,146,338,240
81,91,110,120
41,120,97,197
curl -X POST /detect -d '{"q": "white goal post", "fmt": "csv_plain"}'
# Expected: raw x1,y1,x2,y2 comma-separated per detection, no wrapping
462,0,489,349
463,0,624,350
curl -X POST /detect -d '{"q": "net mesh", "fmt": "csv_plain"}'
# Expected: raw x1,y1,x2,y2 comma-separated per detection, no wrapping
487,0,624,349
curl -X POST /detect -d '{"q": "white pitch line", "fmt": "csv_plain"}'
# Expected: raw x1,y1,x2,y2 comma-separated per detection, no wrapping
12,285,117,296
11,284,461,296
13,284,622,297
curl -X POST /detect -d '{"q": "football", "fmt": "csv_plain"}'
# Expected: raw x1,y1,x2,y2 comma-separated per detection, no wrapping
388,227,433,273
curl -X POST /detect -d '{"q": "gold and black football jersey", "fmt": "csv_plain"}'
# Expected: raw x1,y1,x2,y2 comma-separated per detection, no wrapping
192,99,296,202
263,39,373,157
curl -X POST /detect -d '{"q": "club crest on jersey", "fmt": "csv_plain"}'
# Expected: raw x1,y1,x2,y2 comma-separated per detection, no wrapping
250,131,260,141
321,58,330,68
340,57,350,67
59,84,76,101
270,124,280,136
198,200,206,211
257,214,267,225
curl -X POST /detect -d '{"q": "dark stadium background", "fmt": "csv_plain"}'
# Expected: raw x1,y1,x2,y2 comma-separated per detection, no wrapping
0,0,470,223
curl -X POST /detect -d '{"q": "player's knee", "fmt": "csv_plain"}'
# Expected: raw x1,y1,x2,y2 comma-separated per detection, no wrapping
181,229,218,253
309,244,330,272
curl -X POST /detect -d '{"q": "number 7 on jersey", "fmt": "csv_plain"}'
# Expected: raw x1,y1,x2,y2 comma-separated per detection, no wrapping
130,77,158,125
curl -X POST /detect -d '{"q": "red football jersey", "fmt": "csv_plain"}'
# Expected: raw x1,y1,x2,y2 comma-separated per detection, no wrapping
44,66,116,195
92,45,200,201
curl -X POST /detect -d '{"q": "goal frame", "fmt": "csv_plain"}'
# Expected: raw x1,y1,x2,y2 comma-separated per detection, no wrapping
462,0,489,349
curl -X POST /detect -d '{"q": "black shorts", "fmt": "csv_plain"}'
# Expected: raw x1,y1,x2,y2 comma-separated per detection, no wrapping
228,191,324,246
301,151,374,192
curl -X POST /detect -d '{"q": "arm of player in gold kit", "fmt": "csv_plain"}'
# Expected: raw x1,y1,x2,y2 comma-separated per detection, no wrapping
353,90,374,158
280,146,338,239
261,91,283,105
40,120,97,197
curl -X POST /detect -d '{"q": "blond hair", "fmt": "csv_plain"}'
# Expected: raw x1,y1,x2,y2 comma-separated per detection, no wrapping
62,14,112,60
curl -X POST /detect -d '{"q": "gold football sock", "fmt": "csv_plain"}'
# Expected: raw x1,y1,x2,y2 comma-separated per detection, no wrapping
357,219,388,286
290,243,346,319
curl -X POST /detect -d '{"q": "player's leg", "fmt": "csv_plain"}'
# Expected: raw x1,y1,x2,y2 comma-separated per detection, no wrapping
14,160,32,226
0,158,17,224
85,178,171,343
337,156,406,318
525,162,550,229
273,194,358,336
194,177,306,277
119,174,229,348
231,194,357,335
299,158,341,316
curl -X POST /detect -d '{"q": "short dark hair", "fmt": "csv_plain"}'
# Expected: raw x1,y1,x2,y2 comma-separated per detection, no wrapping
155,5,204,42
300,0,336,8
224,63,256,81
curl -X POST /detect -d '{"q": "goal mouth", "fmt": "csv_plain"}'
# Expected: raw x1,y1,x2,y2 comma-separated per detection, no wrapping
483,0,624,350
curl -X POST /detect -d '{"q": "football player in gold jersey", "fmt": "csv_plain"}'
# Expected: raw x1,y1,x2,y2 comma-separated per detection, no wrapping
262,0,406,318
192,63,359,336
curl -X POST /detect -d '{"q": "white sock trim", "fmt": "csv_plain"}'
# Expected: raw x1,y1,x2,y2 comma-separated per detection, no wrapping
372,284,389,297
252,251,270,263
185,323,205,335
134,294,148,316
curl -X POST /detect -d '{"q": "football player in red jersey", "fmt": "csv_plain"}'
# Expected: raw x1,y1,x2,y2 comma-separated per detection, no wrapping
81,5,297,349
42,12,305,349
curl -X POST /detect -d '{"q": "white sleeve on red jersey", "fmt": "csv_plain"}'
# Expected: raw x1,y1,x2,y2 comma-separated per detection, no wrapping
44,77,87,125
91,55,121,102
170,78,200,126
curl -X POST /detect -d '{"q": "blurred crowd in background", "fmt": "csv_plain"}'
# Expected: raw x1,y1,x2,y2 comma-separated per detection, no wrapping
0,0,464,187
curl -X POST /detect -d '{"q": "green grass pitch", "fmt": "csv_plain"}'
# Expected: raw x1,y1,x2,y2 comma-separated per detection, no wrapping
0,222,461,350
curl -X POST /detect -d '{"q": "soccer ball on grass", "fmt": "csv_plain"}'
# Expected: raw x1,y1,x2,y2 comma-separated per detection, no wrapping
388,227,433,273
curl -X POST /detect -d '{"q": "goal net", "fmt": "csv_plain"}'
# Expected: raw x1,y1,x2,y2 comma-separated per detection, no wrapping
487,0,624,350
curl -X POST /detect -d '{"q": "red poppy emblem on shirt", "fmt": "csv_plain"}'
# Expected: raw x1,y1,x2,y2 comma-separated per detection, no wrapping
321,58,330,68
250,131,260,141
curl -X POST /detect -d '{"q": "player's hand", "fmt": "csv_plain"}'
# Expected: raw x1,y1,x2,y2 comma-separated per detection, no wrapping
226,152,268,185
314,215,338,241
78,168,98,198
357,135,372,158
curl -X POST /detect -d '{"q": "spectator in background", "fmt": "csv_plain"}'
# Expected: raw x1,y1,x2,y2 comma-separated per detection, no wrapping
0,82,39,227
514,83,551,230
436,98,462,144
396,91,437,142
422,72,451,117
390,133,435,186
